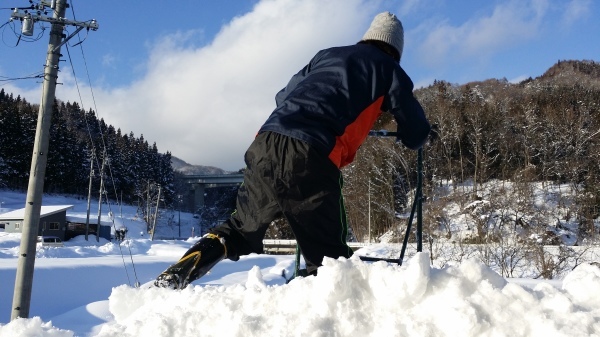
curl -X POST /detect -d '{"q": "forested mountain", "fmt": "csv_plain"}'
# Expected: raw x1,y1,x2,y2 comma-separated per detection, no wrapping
171,157,227,175
0,90,174,205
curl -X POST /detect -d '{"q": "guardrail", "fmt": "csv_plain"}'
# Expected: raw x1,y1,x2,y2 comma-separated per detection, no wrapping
263,239,369,254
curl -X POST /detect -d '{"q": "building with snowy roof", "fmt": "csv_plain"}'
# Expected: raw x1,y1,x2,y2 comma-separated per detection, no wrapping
0,205,114,241
0,205,74,240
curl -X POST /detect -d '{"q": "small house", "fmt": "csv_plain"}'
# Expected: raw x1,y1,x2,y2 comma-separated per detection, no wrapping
0,205,74,241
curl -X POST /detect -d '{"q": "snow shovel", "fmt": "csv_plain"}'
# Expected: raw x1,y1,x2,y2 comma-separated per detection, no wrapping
357,130,424,265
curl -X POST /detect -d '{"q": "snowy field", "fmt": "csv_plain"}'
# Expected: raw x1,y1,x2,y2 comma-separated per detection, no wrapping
0,190,599,336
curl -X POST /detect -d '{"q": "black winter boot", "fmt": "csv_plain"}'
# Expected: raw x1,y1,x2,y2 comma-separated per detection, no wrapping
154,233,226,289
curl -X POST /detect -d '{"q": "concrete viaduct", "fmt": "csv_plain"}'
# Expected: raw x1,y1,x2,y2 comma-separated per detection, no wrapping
179,174,244,212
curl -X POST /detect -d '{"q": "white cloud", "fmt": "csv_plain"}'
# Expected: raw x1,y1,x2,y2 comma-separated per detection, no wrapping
416,0,549,67
55,0,378,171
397,0,428,16
101,53,115,68
0,83,40,106
17,0,584,173
561,0,592,27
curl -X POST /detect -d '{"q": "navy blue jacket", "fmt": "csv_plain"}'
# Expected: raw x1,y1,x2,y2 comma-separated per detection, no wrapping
259,43,430,168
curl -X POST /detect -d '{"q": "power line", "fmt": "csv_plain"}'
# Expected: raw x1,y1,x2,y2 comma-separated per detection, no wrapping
66,0,142,287
0,72,44,82
64,42,141,287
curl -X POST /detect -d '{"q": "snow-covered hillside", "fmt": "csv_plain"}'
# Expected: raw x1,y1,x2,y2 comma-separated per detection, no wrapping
0,190,599,336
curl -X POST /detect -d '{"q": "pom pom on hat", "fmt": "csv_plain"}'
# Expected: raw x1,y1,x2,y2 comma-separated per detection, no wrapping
361,12,404,61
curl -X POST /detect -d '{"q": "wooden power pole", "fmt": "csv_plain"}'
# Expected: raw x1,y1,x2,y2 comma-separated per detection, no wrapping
151,185,161,241
10,0,98,320
85,149,95,241
96,152,107,243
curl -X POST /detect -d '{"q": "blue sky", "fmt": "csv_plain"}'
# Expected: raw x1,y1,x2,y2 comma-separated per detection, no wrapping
1,0,598,171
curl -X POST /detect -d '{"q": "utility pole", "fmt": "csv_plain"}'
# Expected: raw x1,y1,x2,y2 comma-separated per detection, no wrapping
146,181,151,228
10,0,98,320
96,152,107,243
178,195,182,238
151,185,161,241
85,149,95,241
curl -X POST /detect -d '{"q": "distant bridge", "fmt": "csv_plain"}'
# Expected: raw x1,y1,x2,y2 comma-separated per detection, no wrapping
179,174,244,211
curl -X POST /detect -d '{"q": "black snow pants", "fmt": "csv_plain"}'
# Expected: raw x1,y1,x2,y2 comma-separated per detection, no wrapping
210,131,353,274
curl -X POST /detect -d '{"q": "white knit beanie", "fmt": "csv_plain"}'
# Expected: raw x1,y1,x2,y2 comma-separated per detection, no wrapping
361,12,404,61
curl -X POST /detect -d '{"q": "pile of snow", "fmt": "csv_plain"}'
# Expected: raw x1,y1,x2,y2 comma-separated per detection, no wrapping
2,250,600,336
93,255,600,337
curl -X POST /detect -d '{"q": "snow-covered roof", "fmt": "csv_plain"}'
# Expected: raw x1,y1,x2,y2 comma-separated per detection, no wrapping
0,205,74,220
65,215,114,227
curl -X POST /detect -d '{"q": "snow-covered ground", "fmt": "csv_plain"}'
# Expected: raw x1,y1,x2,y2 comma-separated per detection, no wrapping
0,190,599,336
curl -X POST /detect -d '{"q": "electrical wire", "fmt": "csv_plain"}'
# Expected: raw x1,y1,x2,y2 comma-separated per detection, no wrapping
64,42,141,288
0,6,35,11
59,0,142,287
1,20,19,46
72,2,143,287
0,71,44,83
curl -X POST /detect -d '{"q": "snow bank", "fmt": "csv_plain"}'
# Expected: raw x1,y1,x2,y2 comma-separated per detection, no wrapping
1,254,600,336
0,317,73,337
90,255,600,336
